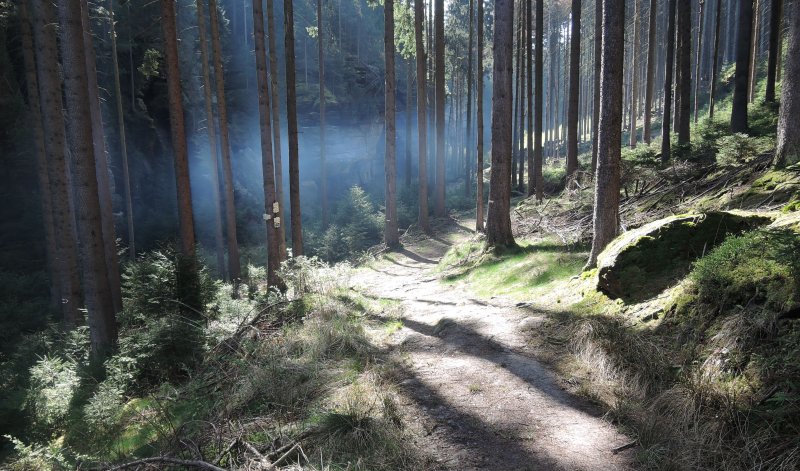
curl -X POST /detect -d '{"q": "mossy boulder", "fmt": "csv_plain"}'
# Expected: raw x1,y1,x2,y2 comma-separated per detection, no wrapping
596,211,773,302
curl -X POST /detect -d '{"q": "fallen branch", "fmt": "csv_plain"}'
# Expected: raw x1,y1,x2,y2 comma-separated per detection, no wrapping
107,457,226,471
611,441,637,455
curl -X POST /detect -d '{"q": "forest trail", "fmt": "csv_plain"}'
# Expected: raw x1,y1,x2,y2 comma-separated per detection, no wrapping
352,218,635,471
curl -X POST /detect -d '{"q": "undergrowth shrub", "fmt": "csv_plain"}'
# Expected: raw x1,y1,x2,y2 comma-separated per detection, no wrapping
308,186,383,263
716,133,775,168
120,249,217,385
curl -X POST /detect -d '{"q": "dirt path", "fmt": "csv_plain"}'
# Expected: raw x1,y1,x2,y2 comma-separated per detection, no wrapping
352,219,635,471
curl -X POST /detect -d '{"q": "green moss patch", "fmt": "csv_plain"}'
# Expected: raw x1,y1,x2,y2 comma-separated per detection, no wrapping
597,211,773,303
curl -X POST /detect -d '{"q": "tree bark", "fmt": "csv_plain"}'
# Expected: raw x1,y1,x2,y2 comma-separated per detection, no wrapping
731,0,754,133
108,0,135,261
384,0,399,247
774,0,799,167
434,0,445,217
630,0,640,147
59,0,119,355
284,0,304,255
486,0,516,248
525,0,533,194
254,0,285,287
19,0,59,308
161,0,201,315
591,0,601,173
208,0,241,280
644,0,657,143
476,0,486,230
196,0,226,278
676,0,691,143
533,0,544,200
709,0,722,118
466,0,474,197
662,0,677,162
414,0,431,233
80,0,123,314
748,0,760,103
587,0,625,268
31,0,83,327
317,0,329,228
567,0,581,172
693,0,705,122
765,0,783,102
266,0,288,257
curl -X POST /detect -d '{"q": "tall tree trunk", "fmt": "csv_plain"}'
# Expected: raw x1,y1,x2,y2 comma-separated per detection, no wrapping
19,0,59,308
693,0,705,122
476,0,486,229
31,0,83,327
533,0,544,199
676,0,691,143
591,0,601,172
486,0,516,248
253,0,285,287
644,0,657,143
512,7,521,189
731,0,754,132
630,0,640,147
108,0,135,261
434,0,445,217
517,5,526,193
266,0,287,257
406,45,413,187
466,0,474,197
196,0,226,278
525,0,533,194
284,0,304,255
384,0,399,247
587,0,625,268
208,0,241,280
414,0,430,233
567,0,581,172
317,0,329,228
710,0,722,118
765,0,783,102
161,0,201,314
59,0,119,355
748,0,760,102
662,0,677,162
774,0,798,167
81,0,122,314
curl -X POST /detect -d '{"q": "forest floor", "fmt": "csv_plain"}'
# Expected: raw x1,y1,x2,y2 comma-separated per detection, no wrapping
352,217,635,471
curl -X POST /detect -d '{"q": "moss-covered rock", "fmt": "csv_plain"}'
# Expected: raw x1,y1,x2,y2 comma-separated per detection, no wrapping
596,211,773,302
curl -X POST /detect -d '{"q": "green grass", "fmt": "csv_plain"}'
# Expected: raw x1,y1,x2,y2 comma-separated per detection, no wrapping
439,239,587,300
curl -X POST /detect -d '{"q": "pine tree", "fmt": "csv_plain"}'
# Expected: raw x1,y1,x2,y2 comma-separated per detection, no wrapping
774,0,798,167
587,0,625,268
284,0,304,256
476,0,486,229
567,0,581,173
59,0,119,355
254,0,286,287
643,0,657,143
662,0,677,162
31,0,83,327
196,0,227,278
208,0,241,280
434,0,446,217
731,0,754,133
486,0,516,248
415,0,431,233
384,0,399,247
